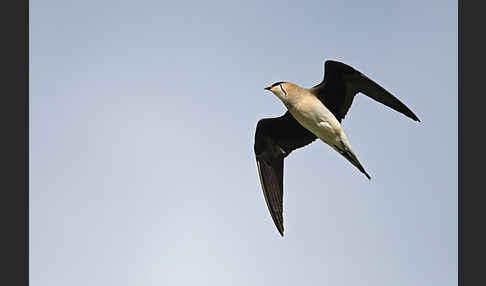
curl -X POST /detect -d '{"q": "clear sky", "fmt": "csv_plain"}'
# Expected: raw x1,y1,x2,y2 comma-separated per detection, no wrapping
30,1,457,285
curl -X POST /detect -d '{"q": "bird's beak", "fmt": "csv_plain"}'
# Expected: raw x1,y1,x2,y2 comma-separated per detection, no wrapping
264,86,271,91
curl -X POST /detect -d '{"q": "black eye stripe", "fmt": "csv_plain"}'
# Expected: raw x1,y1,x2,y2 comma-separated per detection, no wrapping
279,85,288,96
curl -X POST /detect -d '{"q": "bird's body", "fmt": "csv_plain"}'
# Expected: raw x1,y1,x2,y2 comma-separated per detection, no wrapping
286,89,341,142
287,93,367,177
254,60,420,236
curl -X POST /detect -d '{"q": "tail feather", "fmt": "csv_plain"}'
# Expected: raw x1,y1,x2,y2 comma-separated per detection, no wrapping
333,143,371,180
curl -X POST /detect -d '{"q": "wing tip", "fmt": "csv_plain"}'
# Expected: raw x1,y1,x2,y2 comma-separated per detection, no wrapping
256,160,286,238
274,216,285,237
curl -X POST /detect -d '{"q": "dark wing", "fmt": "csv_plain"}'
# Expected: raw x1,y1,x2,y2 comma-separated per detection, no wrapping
311,60,420,122
254,112,317,236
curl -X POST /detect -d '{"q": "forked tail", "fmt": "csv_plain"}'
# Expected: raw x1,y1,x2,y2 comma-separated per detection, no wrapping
333,142,371,180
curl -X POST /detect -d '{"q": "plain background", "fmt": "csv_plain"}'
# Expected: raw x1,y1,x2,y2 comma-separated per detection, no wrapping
30,0,457,285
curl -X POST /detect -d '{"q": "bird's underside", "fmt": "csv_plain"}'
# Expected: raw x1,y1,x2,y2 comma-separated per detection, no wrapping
254,60,420,236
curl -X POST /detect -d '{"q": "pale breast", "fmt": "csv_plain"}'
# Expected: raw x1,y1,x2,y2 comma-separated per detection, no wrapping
287,95,342,141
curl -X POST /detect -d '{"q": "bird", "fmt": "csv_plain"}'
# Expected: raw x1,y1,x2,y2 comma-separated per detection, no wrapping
254,60,420,236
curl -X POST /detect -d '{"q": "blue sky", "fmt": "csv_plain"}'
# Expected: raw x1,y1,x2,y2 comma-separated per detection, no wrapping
30,1,457,285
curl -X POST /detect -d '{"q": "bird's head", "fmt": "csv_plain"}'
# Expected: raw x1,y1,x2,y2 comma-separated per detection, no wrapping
264,82,296,102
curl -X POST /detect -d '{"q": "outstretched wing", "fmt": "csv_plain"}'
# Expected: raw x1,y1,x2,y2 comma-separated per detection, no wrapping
254,112,317,236
311,60,420,122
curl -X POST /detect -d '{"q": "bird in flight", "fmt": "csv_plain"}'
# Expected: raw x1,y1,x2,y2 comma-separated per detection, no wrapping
254,60,420,236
